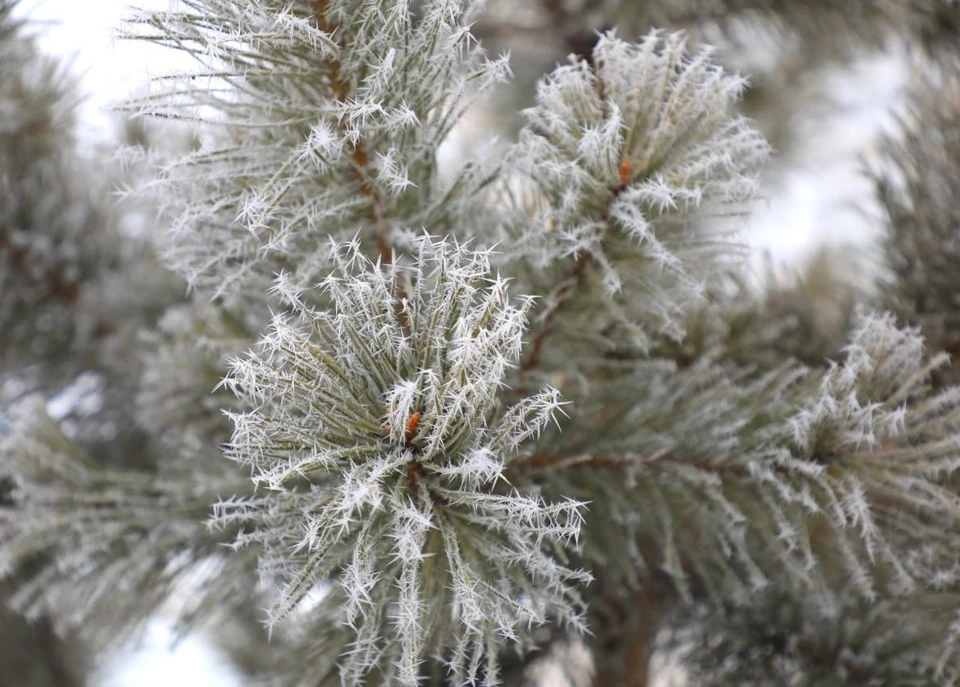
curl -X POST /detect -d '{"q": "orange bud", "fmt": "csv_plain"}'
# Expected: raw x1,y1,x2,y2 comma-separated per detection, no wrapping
405,411,421,442
617,157,632,188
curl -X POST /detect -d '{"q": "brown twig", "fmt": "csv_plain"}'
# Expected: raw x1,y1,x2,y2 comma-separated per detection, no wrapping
515,147,635,390
606,585,660,687
0,229,79,302
312,0,392,264
541,0,605,64
514,446,893,479
406,458,422,495
517,252,592,384
517,450,632,472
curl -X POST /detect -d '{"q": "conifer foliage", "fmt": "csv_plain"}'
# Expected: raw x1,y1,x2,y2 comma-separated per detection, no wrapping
218,238,587,684
5,0,960,686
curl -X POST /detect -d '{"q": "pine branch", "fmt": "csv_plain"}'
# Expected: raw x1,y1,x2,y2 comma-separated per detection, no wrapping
657,590,960,685
8,2,960,686
123,0,510,301
0,399,255,647
216,236,588,685
876,69,960,388
504,30,767,380
530,311,960,629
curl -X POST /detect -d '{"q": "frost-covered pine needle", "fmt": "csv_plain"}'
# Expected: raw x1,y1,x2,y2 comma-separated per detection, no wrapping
122,0,510,303
508,30,768,344
216,236,589,685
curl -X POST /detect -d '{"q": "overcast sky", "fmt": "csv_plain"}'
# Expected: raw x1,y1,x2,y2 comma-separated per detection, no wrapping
14,0,192,141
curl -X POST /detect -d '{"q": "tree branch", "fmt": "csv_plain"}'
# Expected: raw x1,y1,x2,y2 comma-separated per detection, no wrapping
311,0,392,264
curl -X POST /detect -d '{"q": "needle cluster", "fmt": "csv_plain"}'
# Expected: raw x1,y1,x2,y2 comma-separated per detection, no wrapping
216,237,588,684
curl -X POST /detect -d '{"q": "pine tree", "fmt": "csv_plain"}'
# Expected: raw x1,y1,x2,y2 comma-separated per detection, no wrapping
5,0,960,685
